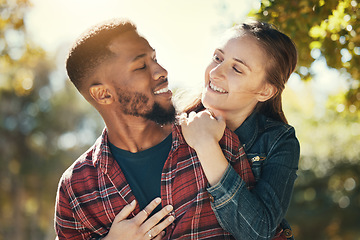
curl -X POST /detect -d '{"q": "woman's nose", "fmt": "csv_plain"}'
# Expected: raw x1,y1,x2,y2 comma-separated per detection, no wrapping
209,63,225,81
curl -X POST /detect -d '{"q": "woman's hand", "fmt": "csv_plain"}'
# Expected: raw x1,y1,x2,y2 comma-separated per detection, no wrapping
180,110,229,186
103,198,174,240
180,110,226,151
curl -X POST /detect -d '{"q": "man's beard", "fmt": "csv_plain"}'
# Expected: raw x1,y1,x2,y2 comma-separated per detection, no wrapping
118,90,176,125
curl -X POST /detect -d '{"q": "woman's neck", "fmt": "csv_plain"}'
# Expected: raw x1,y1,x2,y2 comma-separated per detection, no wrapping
208,106,254,131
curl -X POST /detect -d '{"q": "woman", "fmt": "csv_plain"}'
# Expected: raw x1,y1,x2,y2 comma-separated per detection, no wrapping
180,20,300,239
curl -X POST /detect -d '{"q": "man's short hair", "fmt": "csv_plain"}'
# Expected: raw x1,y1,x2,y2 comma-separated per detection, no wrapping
66,19,137,91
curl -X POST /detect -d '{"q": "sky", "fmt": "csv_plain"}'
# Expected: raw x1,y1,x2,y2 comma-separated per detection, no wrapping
24,0,348,113
25,0,259,90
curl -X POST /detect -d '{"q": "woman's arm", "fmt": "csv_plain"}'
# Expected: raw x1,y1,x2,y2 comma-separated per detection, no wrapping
180,111,300,240
180,110,229,185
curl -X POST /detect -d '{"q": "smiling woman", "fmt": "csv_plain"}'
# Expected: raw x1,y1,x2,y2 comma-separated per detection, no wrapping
181,20,300,240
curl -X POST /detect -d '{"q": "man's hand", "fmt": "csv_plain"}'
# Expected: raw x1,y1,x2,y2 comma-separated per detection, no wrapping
103,198,174,240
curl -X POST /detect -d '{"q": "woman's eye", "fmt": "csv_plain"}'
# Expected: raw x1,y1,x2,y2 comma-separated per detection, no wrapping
233,66,242,74
212,55,222,63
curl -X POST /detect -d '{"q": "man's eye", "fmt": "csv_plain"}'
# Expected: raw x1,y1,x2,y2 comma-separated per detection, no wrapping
135,64,146,71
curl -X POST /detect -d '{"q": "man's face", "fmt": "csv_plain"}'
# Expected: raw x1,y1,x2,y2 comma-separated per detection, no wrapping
97,30,175,124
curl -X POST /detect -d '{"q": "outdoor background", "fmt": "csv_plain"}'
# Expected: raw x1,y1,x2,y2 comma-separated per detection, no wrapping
1,0,359,239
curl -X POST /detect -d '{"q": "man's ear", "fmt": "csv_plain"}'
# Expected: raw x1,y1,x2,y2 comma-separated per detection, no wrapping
89,84,115,105
257,83,277,102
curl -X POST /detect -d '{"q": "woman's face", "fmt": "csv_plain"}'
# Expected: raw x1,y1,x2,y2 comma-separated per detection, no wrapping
202,33,273,119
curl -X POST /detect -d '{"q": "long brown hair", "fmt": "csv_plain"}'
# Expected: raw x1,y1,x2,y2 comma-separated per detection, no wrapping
184,20,297,124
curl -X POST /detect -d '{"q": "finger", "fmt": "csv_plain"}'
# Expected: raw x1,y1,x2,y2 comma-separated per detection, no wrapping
178,113,188,126
141,205,173,232
153,232,165,240
188,111,196,120
146,215,174,238
114,199,137,222
153,231,166,240
134,197,162,224
205,108,216,118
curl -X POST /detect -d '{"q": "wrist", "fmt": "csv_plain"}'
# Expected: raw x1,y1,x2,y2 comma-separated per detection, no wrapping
191,138,219,153
195,143,229,186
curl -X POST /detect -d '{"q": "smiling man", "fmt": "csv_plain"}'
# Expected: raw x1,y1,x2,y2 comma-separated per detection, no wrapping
54,18,254,240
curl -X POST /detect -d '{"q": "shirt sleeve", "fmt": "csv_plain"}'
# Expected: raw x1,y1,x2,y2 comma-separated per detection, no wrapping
55,176,95,240
207,127,300,240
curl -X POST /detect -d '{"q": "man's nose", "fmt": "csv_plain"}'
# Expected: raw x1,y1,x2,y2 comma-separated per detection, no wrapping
153,63,168,81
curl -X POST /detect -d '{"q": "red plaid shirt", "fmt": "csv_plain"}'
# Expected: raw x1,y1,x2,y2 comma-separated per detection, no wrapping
55,125,255,239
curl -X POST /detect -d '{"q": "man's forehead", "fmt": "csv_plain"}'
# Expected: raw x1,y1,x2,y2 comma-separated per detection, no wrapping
108,31,153,55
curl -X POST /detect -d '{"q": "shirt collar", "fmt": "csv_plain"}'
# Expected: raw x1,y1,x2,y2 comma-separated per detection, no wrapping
92,123,239,171
93,126,183,173
91,128,113,174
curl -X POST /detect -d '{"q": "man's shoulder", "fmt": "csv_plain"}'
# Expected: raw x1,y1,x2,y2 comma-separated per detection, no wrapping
60,147,98,186
222,127,241,145
60,130,109,184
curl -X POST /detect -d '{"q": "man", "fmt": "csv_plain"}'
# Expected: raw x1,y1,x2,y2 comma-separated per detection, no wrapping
55,19,254,239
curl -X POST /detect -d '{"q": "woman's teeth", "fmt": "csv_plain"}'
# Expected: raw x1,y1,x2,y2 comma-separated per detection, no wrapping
210,82,227,93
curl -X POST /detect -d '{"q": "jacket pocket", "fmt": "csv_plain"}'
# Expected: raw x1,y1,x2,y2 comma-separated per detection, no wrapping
247,154,266,181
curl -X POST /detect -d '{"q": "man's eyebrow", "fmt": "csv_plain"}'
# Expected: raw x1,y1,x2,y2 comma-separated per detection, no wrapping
132,53,147,62
132,49,156,62
217,49,252,72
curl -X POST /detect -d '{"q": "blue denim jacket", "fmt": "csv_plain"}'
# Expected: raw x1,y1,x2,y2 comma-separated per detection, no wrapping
207,112,300,240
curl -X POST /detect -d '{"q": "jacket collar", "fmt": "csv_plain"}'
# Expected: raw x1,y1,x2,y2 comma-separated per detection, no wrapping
234,111,260,152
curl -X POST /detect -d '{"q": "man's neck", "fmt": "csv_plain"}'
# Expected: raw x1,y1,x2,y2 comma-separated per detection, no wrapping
106,117,172,153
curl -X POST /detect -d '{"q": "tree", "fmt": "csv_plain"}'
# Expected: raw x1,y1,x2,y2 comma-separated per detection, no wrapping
0,0,103,239
250,0,360,110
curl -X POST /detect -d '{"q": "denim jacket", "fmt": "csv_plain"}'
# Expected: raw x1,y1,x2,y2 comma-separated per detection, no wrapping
207,112,300,240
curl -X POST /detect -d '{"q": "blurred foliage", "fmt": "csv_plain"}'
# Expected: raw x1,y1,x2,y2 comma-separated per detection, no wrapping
250,0,360,111
1,0,359,239
0,0,103,239
282,83,360,239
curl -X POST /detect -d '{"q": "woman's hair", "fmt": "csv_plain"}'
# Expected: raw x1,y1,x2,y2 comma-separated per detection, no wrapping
184,20,298,124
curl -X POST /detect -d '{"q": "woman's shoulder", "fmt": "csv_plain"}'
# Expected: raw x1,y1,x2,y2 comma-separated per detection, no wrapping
256,113,300,160
257,113,296,134
256,113,298,149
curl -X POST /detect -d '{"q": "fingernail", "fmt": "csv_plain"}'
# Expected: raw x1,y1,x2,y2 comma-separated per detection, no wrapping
166,205,173,211
168,216,174,222
155,198,161,204
130,199,136,206
161,231,166,236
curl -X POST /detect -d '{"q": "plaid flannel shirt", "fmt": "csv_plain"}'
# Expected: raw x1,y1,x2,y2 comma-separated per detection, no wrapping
55,125,255,239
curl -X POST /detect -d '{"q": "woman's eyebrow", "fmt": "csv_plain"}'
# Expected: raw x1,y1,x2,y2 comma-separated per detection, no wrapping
217,48,252,72
233,57,252,72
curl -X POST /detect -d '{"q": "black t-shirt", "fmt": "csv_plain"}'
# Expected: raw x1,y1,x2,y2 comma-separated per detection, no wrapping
109,134,172,214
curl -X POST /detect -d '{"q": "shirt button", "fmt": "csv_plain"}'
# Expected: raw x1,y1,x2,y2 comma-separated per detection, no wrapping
208,192,215,202
283,229,293,238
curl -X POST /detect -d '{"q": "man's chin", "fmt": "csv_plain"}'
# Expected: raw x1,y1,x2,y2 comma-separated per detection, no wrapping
145,103,176,125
